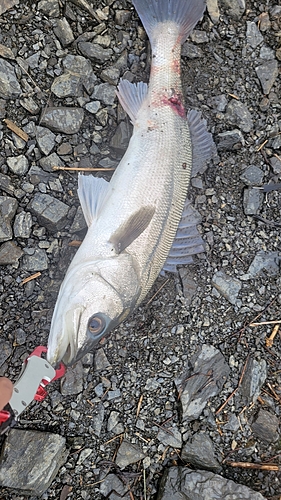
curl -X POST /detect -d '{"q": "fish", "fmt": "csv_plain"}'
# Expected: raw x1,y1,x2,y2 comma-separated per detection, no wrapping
47,0,214,366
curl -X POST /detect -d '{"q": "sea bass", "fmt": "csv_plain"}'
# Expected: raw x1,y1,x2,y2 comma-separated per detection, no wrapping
47,0,213,366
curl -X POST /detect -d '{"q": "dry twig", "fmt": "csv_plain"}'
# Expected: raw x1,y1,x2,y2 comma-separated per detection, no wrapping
266,324,280,347
250,320,281,327
136,394,143,418
256,139,268,151
53,165,115,172
20,272,41,285
227,461,279,471
4,118,29,141
146,278,169,306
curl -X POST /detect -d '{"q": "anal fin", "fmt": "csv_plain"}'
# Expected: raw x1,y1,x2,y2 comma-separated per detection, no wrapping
188,109,216,177
162,198,205,273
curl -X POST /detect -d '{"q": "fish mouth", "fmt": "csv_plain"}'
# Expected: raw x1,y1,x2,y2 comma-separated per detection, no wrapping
47,306,81,367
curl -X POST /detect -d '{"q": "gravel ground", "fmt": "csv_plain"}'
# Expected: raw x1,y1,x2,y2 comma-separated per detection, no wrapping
0,0,280,499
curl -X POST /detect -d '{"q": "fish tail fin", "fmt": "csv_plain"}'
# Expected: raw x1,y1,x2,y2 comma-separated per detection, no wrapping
132,0,206,44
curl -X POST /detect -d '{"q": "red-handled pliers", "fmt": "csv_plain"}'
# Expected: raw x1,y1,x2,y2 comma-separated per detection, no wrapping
0,346,65,435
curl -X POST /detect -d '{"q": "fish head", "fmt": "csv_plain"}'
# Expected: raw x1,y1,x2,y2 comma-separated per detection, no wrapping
47,262,131,366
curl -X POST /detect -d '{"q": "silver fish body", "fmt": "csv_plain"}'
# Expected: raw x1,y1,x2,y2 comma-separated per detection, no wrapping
47,0,209,366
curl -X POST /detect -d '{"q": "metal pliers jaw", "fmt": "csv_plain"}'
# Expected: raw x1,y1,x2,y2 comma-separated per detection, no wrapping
0,346,65,435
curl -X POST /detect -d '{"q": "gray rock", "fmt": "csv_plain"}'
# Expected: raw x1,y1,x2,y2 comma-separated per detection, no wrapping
91,403,105,437
211,94,228,112
40,107,85,134
212,270,242,305
29,165,51,184
36,126,56,155
115,9,131,25
98,158,118,170
240,251,280,280
269,156,281,174
85,100,101,114
190,30,209,44
78,42,113,62
0,240,23,265
206,0,220,24
0,196,18,242
37,0,60,17
15,327,27,344
181,432,221,471
255,60,278,95
0,172,15,195
101,67,120,85
181,42,204,59
110,121,132,154
28,192,69,232
51,73,81,99
240,166,264,185
115,440,145,469
96,108,108,126
26,52,40,70
259,45,275,60
217,129,244,151
0,341,12,367
224,413,240,432
240,357,267,405
0,58,21,99
13,211,33,238
219,0,245,20
61,361,84,395
51,54,95,98
225,99,253,133
39,152,64,173
174,344,230,423
107,389,121,401
22,248,48,271
53,17,74,47
99,474,130,500
243,187,264,215
0,429,68,496
91,83,116,106
94,348,111,371
7,155,29,175
76,447,92,465
157,466,266,500
251,409,279,443
107,410,121,432
49,177,63,192
179,270,198,305
20,96,40,114
63,54,93,75
246,21,264,49
70,206,87,233
157,428,182,449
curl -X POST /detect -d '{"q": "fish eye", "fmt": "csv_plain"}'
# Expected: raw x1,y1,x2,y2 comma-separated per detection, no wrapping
88,314,106,337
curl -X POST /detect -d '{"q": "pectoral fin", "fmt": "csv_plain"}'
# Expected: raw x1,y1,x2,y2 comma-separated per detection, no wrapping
110,206,155,254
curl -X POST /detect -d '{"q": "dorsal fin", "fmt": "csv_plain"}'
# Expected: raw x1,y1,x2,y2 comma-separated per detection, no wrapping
162,198,205,273
116,80,148,124
78,174,110,227
109,206,155,254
